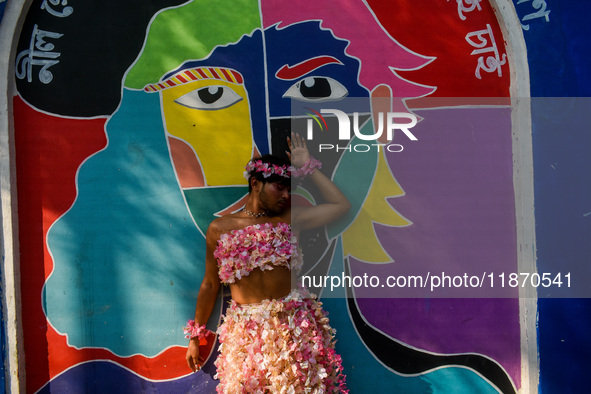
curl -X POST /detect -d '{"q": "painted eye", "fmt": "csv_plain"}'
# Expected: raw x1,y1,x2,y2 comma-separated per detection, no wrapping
174,85,243,110
283,77,348,102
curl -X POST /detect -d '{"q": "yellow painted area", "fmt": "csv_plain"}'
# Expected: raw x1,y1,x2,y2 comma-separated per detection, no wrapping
162,80,253,186
343,151,410,262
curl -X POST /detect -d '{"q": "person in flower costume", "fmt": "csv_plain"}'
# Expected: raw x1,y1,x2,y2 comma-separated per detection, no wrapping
185,133,350,393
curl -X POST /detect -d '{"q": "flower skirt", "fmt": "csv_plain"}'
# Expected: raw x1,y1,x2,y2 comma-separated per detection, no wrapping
214,288,347,393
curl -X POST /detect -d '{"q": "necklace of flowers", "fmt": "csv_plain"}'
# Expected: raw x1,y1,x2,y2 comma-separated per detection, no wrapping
243,208,269,217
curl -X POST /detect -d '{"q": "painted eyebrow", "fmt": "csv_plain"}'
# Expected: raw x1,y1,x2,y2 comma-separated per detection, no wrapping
275,56,343,81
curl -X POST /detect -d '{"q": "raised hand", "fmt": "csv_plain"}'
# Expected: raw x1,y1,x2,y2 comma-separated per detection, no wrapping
286,132,310,168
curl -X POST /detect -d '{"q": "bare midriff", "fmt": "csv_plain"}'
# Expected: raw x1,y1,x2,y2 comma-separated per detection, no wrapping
228,266,293,305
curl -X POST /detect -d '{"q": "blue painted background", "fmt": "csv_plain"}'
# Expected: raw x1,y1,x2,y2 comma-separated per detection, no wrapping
1,0,8,388
0,268,5,394
515,0,591,392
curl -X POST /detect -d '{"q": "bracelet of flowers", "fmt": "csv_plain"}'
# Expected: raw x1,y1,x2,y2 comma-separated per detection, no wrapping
291,157,322,178
184,319,211,345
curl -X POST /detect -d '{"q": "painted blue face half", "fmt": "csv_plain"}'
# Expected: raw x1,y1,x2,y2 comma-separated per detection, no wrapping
264,21,369,118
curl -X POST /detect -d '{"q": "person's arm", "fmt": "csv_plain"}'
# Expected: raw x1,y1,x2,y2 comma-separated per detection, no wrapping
185,221,221,372
288,133,351,230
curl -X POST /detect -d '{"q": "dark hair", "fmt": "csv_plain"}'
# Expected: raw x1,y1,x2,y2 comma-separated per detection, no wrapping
246,154,291,193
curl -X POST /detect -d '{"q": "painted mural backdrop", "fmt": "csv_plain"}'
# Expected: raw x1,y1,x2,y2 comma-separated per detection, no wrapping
13,0,528,392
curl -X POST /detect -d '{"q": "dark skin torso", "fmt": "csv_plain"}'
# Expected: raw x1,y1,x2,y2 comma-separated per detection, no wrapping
229,266,293,304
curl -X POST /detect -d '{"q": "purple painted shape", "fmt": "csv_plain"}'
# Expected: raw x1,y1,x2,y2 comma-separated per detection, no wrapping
350,107,518,298
351,107,521,385
356,298,521,387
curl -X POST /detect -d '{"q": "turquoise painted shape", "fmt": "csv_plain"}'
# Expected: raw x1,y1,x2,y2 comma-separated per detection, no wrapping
328,122,379,239
184,187,248,235
44,89,205,357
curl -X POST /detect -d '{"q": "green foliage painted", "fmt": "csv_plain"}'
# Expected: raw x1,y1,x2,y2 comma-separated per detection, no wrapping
125,0,261,89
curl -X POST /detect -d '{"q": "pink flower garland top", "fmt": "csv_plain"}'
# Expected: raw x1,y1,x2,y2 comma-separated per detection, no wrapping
214,222,302,284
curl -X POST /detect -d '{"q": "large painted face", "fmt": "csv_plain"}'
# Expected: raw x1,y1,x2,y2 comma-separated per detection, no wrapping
156,21,367,176
149,22,368,230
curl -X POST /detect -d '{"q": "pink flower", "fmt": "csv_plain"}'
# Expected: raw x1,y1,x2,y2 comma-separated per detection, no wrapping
243,160,291,180
215,223,302,284
214,289,347,393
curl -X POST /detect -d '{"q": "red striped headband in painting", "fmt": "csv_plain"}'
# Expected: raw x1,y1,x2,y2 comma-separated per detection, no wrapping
144,67,244,92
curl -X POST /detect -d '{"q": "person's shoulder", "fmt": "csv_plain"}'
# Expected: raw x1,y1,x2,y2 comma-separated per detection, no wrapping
208,216,225,230
206,214,241,238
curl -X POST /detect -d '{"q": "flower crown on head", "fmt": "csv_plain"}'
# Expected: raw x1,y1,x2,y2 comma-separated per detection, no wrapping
243,159,291,180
